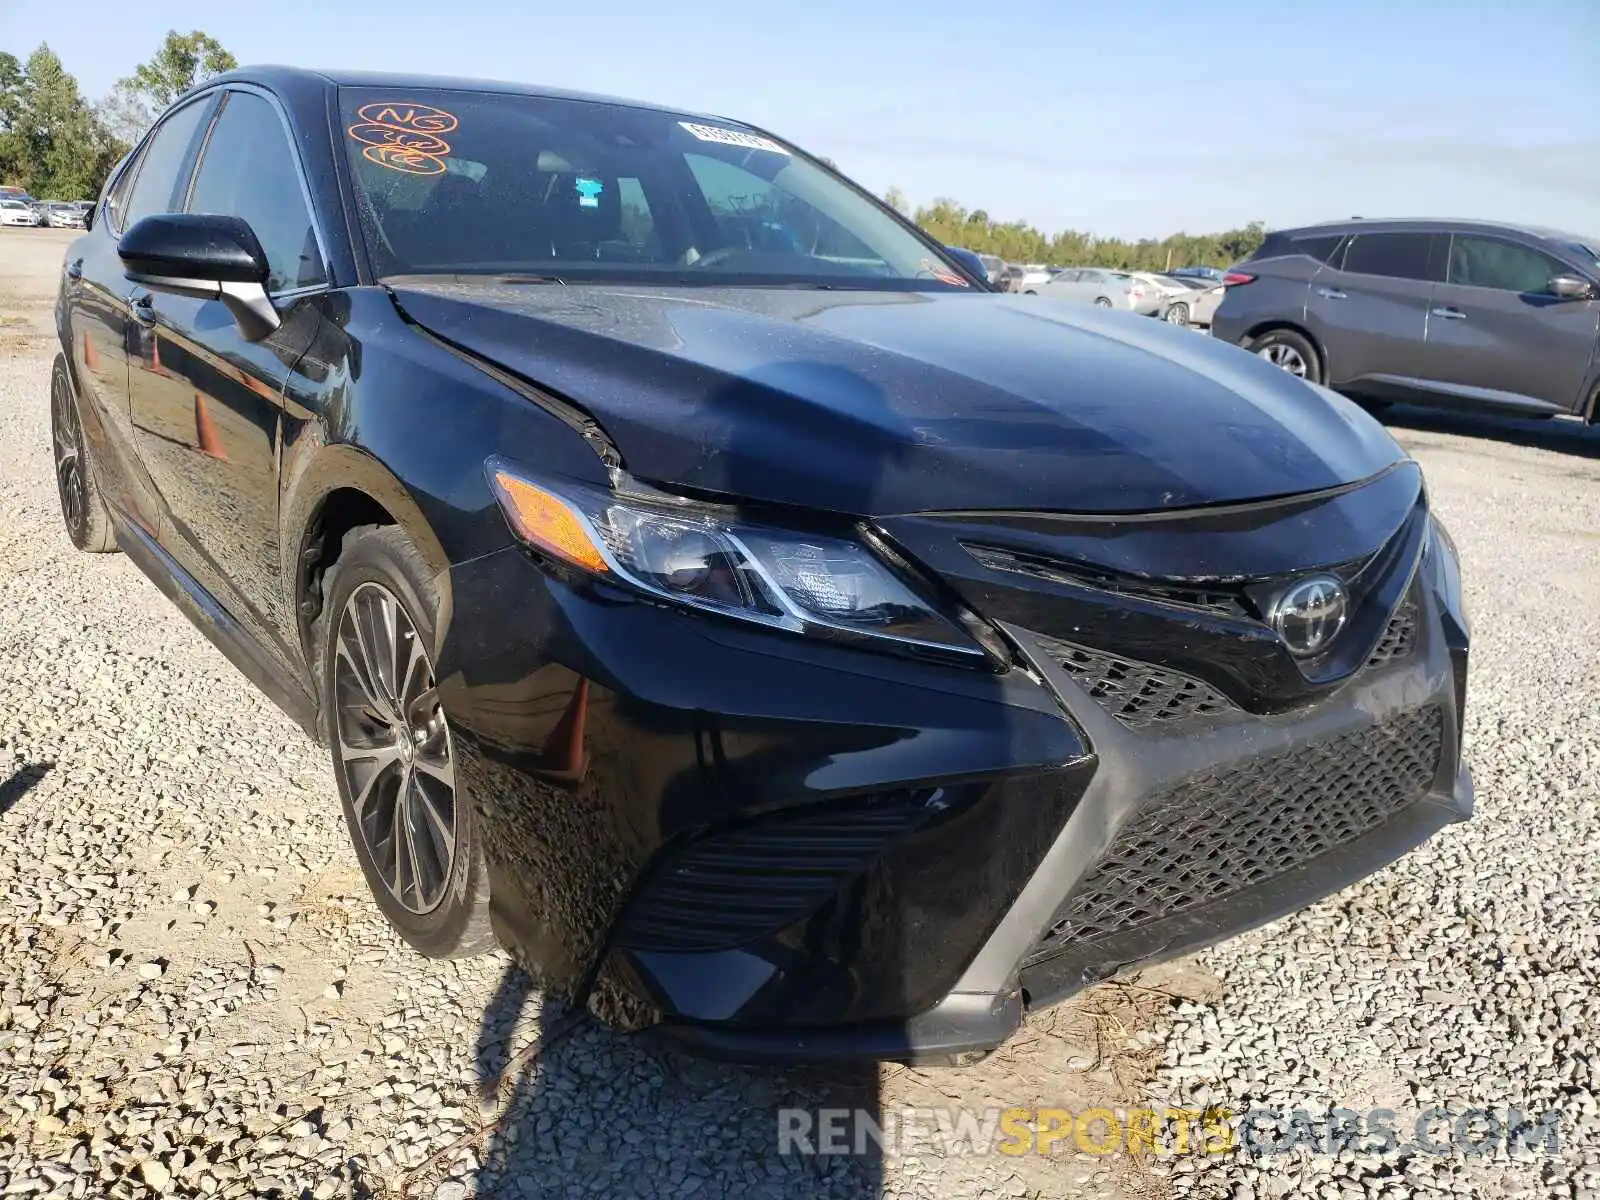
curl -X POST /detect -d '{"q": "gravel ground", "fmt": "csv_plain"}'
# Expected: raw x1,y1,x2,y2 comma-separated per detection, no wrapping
3,226,1599,1200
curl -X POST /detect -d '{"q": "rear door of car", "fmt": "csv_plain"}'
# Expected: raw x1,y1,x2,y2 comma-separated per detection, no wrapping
1419,233,1600,413
65,95,217,537
1305,230,1445,398
1042,269,1085,300
126,86,328,673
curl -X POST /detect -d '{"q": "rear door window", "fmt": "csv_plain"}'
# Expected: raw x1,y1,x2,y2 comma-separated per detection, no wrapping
1340,232,1443,282
1293,234,1345,264
120,98,215,231
1447,236,1567,294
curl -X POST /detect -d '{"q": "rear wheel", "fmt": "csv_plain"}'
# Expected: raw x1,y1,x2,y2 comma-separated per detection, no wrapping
1094,297,1113,308
1247,328,1322,384
317,524,495,958
1164,302,1191,327
50,355,116,553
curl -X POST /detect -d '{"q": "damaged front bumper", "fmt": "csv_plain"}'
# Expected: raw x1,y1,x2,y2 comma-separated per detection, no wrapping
433,465,1472,1064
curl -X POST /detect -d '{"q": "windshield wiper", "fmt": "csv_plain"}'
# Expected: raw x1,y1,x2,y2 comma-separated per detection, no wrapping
495,273,567,285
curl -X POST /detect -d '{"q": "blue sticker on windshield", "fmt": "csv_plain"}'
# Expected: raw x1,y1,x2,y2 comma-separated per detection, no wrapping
575,177,604,208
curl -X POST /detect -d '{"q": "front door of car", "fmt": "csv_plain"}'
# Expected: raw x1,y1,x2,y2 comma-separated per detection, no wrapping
67,96,216,538
127,88,327,674
1419,234,1600,413
1305,231,1444,398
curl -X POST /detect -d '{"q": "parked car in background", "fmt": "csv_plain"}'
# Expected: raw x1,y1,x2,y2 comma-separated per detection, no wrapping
0,198,44,227
1129,272,1193,310
1160,282,1224,329
50,65,1471,1065
1212,218,1600,422
997,263,1027,292
1170,266,1224,283
943,245,994,288
1014,264,1054,292
978,253,1004,287
45,202,88,229
1037,267,1160,313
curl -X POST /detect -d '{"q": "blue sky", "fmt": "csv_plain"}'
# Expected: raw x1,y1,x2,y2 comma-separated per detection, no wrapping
5,0,1597,240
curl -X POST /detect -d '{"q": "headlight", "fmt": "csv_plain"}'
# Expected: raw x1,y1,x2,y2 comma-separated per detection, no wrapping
486,458,994,664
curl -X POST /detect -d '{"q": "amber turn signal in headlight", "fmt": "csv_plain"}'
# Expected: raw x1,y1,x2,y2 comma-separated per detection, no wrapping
488,469,610,574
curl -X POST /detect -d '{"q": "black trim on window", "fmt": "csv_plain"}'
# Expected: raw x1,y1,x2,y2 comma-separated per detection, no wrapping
113,92,222,237
1339,231,1444,283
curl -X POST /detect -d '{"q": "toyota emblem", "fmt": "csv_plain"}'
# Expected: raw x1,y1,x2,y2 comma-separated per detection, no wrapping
1269,574,1349,658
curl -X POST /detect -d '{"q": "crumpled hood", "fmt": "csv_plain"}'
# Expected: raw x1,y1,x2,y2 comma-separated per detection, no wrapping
388,281,1406,516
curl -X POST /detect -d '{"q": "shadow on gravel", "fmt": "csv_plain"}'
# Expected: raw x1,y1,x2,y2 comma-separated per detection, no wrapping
0,761,53,816
467,963,885,1198
1375,404,1600,461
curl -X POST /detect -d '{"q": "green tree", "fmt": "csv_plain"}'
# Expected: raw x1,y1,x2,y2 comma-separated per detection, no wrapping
109,30,236,143
0,52,27,185
895,185,1266,271
125,30,236,109
0,45,120,198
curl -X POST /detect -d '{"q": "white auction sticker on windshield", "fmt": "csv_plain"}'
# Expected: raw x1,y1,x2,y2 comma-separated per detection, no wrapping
679,122,790,155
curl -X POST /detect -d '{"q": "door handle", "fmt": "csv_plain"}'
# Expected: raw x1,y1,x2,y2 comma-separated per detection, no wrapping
1317,287,1347,300
1430,306,1467,320
128,290,156,325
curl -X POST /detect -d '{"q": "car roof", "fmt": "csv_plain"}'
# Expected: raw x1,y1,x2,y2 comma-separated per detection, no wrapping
201,65,724,123
1273,216,1596,247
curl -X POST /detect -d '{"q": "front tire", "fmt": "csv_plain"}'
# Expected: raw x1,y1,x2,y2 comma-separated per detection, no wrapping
1247,328,1323,384
316,524,495,958
1094,297,1113,308
50,355,116,553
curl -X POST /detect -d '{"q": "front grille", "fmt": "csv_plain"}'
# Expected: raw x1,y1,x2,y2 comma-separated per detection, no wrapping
963,544,1252,618
1034,634,1236,731
616,792,937,953
1366,596,1418,669
1025,705,1444,963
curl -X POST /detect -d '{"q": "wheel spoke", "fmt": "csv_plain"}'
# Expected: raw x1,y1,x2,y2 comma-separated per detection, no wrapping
386,788,409,901
412,785,453,900
399,633,427,713
414,781,454,850
53,422,76,462
398,774,427,907
347,749,401,818
413,750,455,790
338,615,397,726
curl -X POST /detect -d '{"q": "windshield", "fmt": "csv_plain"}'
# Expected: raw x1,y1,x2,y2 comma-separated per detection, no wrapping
338,89,968,289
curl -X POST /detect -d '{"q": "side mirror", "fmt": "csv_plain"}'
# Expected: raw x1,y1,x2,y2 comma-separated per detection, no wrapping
82,205,94,232
118,213,281,340
1548,274,1595,301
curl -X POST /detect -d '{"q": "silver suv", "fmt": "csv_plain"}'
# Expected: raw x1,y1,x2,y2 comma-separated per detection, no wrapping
1212,219,1600,423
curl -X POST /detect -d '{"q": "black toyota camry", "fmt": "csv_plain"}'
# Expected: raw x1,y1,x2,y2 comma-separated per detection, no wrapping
51,67,1472,1063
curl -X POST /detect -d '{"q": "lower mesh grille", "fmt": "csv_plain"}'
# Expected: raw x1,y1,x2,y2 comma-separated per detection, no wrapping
1034,634,1236,730
1366,596,1419,669
616,793,937,953
1025,705,1444,963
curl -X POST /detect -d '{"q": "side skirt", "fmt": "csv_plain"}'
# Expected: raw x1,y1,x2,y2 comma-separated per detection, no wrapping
113,516,322,741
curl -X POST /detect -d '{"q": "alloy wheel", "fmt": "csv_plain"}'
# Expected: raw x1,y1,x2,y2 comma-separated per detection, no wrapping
51,367,86,537
1257,342,1309,377
332,581,458,914
1165,304,1189,326
1094,297,1113,308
